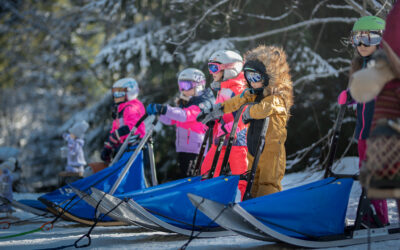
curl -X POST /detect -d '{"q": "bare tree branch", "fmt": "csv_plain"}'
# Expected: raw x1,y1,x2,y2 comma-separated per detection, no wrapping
293,67,350,86
344,0,373,15
169,0,230,47
245,8,293,21
227,17,358,42
310,0,329,18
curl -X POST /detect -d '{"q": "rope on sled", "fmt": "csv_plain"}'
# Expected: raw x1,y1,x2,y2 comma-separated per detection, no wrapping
0,197,80,240
179,198,228,250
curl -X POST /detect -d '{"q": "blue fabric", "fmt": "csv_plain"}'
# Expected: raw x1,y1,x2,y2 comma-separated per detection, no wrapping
240,177,353,238
131,175,240,229
39,146,146,222
146,104,164,115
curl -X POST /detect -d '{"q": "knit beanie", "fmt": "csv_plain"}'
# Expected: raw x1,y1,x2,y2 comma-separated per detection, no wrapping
69,120,89,138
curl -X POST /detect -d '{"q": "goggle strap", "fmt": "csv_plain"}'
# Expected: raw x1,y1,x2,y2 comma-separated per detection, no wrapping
112,87,128,93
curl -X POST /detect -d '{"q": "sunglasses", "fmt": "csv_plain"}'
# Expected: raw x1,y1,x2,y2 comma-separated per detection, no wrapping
112,87,127,98
244,70,263,83
351,32,382,47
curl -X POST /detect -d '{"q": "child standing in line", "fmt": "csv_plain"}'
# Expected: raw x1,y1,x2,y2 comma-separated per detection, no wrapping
338,16,388,226
0,166,13,214
197,50,248,199
199,45,293,198
62,120,89,174
146,68,215,178
349,1,400,223
101,78,146,163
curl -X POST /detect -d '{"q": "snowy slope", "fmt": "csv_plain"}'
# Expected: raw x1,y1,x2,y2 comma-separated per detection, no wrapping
0,157,399,250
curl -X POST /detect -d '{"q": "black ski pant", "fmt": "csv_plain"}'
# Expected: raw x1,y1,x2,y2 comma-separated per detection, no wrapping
177,152,198,178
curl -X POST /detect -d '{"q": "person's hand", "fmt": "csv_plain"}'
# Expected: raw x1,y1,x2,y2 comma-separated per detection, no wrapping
197,104,224,124
146,103,167,115
241,106,253,124
127,134,140,145
337,90,348,105
100,147,112,163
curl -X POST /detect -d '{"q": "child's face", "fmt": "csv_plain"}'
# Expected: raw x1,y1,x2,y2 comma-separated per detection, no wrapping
114,96,126,104
211,71,224,82
182,88,195,97
250,81,264,89
356,44,377,57
70,133,76,139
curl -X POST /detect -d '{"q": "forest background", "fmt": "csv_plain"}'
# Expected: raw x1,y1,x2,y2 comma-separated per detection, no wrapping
0,0,394,192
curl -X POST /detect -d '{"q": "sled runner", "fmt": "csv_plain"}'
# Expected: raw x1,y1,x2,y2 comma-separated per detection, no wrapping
0,196,51,217
72,176,203,232
37,115,153,226
74,103,254,236
187,105,400,248
188,184,400,248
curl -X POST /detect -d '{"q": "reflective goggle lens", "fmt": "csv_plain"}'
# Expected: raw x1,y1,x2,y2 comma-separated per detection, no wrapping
245,71,262,83
112,87,127,98
113,91,126,98
352,32,382,47
178,80,195,91
208,63,222,74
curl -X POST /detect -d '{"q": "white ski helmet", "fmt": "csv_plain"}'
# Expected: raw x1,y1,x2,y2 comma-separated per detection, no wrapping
178,68,206,95
69,120,89,139
112,78,139,101
208,50,243,80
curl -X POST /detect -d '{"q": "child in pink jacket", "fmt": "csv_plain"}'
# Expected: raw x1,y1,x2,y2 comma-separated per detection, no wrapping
146,68,215,178
101,78,146,163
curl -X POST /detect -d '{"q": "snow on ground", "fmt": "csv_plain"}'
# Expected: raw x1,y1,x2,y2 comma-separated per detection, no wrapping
0,157,399,250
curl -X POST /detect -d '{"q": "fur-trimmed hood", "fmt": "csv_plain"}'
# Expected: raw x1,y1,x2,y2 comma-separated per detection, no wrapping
244,45,294,113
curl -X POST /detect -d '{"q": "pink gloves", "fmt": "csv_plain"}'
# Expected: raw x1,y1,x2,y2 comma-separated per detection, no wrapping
337,90,348,105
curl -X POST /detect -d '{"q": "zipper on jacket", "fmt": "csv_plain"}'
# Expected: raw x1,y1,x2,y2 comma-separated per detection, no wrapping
187,128,191,144
359,103,366,140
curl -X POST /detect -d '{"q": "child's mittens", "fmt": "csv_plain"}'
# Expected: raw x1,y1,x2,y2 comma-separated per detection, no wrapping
241,106,253,124
337,90,348,105
101,147,112,163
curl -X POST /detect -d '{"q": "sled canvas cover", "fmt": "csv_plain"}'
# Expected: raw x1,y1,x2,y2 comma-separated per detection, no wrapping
240,177,353,238
39,146,146,221
132,175,240,230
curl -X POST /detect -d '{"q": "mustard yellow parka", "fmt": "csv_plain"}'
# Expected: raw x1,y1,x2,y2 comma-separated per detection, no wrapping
221,45,293,197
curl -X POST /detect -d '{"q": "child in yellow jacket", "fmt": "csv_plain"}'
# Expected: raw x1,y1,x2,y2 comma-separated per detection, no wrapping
202,45,293,197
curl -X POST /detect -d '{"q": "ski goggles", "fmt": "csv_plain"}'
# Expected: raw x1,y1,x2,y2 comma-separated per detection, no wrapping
244,70,263,83
351,31,382,47
178,80,205,91
178,80,195,91
208,62,239,74
112,87,127,98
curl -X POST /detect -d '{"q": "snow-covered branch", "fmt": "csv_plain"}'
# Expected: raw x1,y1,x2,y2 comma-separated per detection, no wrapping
326,4,356,10
245,8,293,21
293,67,350,86
227,17,358,42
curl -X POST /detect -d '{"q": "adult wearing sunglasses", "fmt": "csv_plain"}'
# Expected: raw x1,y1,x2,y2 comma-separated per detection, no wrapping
101,78,146,163
197,50,248,200
199,45,293,198
338,16,389,226
146,68,215,178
